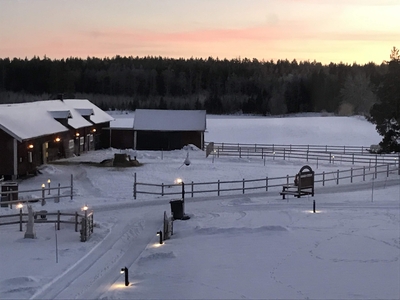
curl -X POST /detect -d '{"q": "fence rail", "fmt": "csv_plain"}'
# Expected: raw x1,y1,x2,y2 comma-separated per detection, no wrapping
0,210,83,232
133,163,399,199
207,143,400,167
0,174,74,208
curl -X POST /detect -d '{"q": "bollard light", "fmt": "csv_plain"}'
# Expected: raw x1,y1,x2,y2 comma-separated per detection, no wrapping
157,230,163,244
47,179,51,195
41,184,46,206
120,267,129,286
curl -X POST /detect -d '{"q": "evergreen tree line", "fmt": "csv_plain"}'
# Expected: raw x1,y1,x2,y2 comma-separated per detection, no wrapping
0,55,386,116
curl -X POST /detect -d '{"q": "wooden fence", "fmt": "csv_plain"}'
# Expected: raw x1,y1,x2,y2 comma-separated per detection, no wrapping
0,174,74,208
0,209,82,232
206,142,400,167
133,163,399,199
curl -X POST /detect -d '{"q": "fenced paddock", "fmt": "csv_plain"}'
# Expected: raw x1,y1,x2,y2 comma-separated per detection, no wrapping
133,163,400,199
206,142,400,167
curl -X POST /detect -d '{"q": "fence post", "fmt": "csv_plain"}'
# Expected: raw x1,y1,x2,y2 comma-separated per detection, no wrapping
161,183,164,196
283,149,286,160
337,170,339,185
218,180,220,196
363,166,365,181
217,147,220,158
323,171,325,186
191,181,194,198
75,212,78,232
55,183,60,203
19,208,23,231
242,179,245,194
350,168,353,183
375,155,378,167
57,210,60,230
286,175,289,185
329,152,332,164
387,164,389,177
261,148,264,159
375,165,377,179
352,153,354,165
306,151,309,162
266,177,268,192
133,173,137,199
398,154,400,175
70,174,73,200
239,147,241,158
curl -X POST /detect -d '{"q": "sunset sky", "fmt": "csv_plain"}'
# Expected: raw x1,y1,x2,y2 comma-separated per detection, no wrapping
1,0,399,65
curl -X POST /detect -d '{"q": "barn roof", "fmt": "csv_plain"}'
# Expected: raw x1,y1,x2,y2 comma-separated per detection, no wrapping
63,99,114,124
0,102,69,142
133,109,206,131
0,100,108,142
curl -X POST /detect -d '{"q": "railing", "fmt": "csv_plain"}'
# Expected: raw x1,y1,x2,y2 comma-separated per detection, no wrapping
0,209,83,232
133,163,400,199
0,174,74,208
206,143,400,166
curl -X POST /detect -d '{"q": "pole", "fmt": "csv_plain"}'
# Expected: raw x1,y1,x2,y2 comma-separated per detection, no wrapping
313,200,316,213
41,184,46,206
55,223,58,263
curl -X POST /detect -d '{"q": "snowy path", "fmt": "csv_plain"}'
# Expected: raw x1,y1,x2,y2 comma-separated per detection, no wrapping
30,205,166,300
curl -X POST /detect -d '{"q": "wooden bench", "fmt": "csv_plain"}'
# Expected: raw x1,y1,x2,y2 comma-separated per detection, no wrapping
280,165,314,199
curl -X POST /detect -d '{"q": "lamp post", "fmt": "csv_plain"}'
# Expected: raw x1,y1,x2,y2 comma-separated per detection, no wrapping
41,184,46,206
17,203,23,231
47,179,51,195
120,267,129,286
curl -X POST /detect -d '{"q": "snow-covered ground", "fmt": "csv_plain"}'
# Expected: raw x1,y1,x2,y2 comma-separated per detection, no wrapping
0,114,399,300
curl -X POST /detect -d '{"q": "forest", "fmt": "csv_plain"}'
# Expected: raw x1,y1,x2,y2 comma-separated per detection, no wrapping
1,48,399,151
0,54,385,116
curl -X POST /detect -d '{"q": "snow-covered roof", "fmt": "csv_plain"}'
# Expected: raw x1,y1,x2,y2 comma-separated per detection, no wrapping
63,99,114,124
0,103,69,141
133,109,206,131
75,108,94,117
33,100,92,129
110,118,134,129
48,110,72,119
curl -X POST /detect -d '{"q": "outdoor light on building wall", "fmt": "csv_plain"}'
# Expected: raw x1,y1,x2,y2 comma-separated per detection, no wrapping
120,267,129,286
55,137,61,142
28,144,34,149
76,132,80,137
92,128,96,133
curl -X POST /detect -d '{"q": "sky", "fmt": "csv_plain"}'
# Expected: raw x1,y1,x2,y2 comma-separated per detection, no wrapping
1,114,399,299
1,0,399,65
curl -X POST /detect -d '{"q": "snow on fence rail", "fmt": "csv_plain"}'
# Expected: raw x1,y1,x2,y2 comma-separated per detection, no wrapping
133,163,400,199
206,143,400,166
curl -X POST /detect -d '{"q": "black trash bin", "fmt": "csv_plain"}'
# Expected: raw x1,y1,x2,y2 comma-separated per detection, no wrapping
170,199,184,220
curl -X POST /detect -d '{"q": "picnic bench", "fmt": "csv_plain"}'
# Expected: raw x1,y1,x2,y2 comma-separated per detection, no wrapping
280,165,314,199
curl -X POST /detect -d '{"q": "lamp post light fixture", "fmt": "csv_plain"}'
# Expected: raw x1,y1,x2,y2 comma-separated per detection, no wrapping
47,179,51,195
41,184,46,206
120,267,129,286
157,230,163,244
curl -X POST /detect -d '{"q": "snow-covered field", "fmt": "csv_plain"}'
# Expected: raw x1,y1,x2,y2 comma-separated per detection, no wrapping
0,114,399,300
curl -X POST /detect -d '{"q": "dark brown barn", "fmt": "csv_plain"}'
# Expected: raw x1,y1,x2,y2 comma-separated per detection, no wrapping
0,99,113,179
133,109,206,150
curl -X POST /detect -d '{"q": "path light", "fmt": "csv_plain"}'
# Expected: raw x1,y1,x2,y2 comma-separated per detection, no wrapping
175,178,185,200
157,230,163,244
41,184,46,206
82,204,88,219
120,267,129,286
47,179,51,195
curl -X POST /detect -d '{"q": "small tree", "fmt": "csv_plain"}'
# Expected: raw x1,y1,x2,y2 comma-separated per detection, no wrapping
368,47,400,152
